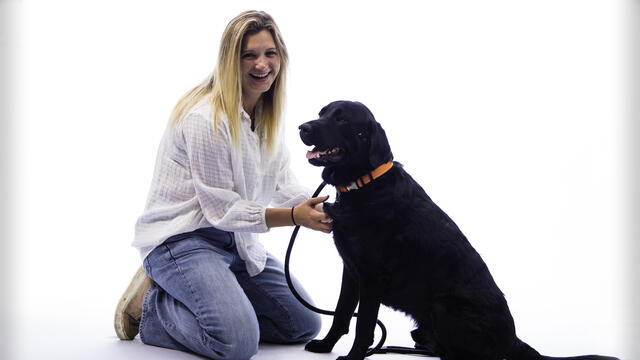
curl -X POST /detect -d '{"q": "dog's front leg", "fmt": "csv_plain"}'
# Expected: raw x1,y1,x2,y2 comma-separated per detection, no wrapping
305,266,359,353
339,276,381,360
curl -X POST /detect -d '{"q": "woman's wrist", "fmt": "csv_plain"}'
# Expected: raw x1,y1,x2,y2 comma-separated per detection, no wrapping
265,207,299,228
291,206,298,226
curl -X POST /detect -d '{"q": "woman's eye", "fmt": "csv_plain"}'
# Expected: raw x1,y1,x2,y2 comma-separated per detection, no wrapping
242,53,256,59
266,51,278,57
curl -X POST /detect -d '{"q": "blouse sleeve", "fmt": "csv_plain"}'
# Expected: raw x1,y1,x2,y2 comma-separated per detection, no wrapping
270,143,312,208
180,111,269,233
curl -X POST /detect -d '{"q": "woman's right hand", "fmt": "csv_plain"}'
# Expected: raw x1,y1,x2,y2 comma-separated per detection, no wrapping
293,196,333,233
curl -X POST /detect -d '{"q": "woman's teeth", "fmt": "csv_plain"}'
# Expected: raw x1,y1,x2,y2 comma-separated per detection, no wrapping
251,73,269,79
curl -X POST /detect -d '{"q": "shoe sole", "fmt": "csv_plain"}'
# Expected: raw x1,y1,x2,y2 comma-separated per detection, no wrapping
114,266,147,340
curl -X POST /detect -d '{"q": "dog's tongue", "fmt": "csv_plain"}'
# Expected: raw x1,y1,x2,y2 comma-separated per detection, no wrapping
306,149,328,159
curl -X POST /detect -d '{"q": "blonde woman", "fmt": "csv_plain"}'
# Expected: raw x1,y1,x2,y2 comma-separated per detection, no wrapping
114,10,329,359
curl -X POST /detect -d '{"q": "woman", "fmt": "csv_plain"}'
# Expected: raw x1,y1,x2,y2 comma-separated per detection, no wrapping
114,10,329,359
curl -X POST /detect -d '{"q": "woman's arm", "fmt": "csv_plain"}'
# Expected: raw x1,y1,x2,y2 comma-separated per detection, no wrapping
266,195,332,233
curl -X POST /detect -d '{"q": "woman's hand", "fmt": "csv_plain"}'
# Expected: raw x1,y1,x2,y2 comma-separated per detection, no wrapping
293,195,333,233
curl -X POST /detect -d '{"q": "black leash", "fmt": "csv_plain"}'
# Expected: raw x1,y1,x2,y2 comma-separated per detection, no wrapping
283,181,437,358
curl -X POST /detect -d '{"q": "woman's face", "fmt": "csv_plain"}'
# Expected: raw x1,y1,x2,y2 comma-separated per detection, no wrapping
240,29,281,102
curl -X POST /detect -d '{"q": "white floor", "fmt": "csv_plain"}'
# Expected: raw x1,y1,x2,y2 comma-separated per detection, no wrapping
98,338,429,360
3,226,634,360
5,296,633,360
4,228,634,360
7,302,433,360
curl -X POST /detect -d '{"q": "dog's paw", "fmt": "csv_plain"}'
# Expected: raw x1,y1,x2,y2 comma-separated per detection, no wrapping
305,339,334,353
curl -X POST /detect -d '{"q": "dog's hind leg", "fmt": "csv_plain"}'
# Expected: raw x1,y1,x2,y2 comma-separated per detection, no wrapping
410,324,441,356
305,266,359,353
430,298,516,360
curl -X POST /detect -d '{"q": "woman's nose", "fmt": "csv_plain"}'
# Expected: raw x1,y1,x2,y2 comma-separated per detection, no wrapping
255,56,268,69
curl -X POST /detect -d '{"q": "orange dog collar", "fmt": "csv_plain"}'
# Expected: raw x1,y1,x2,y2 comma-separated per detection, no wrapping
336,161,394,193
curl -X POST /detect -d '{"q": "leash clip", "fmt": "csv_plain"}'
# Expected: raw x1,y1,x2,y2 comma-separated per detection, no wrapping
345,182,360,191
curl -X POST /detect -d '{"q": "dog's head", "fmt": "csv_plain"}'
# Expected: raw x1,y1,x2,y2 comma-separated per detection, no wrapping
299,100,393,186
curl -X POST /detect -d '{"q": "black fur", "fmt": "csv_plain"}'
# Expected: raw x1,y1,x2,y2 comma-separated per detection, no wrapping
298,100,619,360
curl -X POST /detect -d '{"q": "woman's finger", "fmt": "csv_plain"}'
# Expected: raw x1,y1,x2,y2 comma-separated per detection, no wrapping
307,195,329,206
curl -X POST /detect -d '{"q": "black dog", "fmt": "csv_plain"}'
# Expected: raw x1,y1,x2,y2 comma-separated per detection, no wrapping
298,100,619,360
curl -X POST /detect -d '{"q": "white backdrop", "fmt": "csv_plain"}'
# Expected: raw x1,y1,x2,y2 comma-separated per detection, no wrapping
3,0,637,359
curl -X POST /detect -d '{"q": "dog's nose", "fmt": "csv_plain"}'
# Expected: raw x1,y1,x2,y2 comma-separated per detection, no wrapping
298,123,312,135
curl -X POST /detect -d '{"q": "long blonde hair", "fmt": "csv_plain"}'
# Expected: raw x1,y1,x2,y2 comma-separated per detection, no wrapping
169,10,288,154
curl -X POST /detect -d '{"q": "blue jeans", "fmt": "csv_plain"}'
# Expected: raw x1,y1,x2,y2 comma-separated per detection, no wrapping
139,227,322,359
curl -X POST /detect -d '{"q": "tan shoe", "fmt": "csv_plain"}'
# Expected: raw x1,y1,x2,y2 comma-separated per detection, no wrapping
114,266,152,340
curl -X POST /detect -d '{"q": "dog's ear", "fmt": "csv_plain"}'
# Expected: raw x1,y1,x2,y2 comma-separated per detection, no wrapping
369,121,393,167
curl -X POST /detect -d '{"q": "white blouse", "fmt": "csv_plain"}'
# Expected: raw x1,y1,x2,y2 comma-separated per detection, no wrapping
133,98,310,276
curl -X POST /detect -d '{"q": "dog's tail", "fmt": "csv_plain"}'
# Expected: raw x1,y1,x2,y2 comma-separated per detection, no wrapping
508,338,620,360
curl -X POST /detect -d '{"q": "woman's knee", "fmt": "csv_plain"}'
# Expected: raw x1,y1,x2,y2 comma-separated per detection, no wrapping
293,310,322,342
207,337,258,360
263,309,322,344
199,309,260,359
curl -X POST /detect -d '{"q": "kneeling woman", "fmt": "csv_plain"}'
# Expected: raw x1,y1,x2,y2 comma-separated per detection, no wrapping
114,10,330,359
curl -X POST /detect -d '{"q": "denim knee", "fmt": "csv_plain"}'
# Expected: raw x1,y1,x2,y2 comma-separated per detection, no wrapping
293,311,322,343
206,337,258,360
266,309,322,344
199,312,260,360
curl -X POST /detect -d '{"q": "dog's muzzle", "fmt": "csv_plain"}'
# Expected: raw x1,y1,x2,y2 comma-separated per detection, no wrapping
298,122,315,146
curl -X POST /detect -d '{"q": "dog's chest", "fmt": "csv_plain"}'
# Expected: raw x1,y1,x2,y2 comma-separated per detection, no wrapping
328,195,397,276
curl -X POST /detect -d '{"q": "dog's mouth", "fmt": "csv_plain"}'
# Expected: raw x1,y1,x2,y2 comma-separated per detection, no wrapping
306,146,344,165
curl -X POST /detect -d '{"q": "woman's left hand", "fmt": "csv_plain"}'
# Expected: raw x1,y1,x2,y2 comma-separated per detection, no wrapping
314,202,333,224
293,196,333,233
